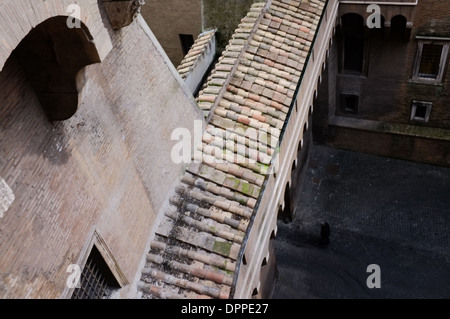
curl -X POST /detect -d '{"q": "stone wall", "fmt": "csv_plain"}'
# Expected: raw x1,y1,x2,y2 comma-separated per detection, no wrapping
0,0,203,298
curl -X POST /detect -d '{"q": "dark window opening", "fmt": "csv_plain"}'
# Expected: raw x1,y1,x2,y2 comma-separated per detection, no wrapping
344,38,365,72
71,245,120,299
179,34,195,56
410,101,432,123
341,13,365,74
282,184,292,223
341,94,359,114
414,105,427,119
390,15,407,41
419,44,443,79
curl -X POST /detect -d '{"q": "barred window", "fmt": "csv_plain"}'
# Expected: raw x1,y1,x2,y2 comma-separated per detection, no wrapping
71,245,120,299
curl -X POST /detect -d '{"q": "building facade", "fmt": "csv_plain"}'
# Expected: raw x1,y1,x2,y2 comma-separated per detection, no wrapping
141,0,265,67
314,0,450,167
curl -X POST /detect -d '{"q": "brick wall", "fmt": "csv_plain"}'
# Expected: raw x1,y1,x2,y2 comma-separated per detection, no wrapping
315,1,450,167
140,0,203,67
140,0,265,67
0,3,203,298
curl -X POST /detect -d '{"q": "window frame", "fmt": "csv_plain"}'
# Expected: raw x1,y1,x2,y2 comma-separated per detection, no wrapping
339,13,369,76
65,230,128,299
410,100,432,123
412,37,450,84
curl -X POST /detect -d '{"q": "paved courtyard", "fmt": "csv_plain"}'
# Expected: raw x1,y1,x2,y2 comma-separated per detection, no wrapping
271,144,450,299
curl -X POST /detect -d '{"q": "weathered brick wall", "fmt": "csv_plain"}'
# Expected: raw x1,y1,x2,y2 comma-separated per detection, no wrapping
327,126,450,166
0,3,203,298
335,2,450,128
140,0,265,67
315,1,450,166
140,0,203,67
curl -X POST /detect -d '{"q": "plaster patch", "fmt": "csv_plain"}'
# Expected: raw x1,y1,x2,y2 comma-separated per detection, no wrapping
0,178,15,218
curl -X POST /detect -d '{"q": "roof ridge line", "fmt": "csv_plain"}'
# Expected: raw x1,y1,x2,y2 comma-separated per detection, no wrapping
203,0,274,124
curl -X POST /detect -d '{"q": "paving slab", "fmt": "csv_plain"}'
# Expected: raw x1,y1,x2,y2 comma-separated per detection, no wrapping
272,144,450,299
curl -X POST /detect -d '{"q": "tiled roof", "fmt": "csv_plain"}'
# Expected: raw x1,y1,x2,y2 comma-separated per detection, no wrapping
138,0,326,299
177,29,217,80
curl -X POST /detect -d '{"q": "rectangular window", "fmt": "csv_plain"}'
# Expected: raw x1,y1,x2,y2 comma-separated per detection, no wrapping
341,94,359,114
179,34,194,56
410,100,432,123
412,38,449,83
418,44,443,79
343,38,365,73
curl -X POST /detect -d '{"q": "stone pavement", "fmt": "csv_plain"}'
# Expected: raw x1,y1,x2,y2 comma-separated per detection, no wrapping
271,144,450,299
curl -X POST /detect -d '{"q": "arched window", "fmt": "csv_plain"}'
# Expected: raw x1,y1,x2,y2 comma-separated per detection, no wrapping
390,15,407,42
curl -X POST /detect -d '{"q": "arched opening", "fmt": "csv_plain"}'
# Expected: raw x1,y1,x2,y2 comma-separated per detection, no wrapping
291,150,298,171
297,139,303,153
341,13,365,74
277,204,283,220
390,15,408,42
10,16,101,121
270,229,276,240
282,183,292,223
261,257,268,267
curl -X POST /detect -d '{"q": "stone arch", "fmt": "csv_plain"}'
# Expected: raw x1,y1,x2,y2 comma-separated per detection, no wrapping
0,1,113,121
0,0,112,71
11,17,103,120
297,139,303,153
341,13,364,32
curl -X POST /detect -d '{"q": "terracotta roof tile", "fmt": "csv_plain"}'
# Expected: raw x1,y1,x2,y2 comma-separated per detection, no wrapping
177,29,216,80
139,0,326,299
